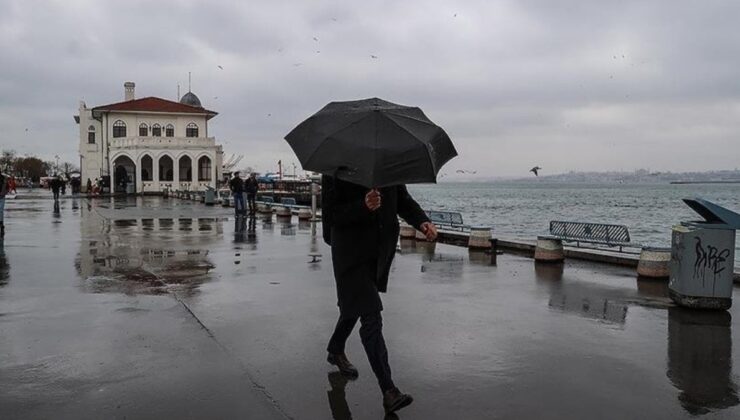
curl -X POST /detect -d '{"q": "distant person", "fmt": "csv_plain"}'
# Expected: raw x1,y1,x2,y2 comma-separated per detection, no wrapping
229,172,245,215
245,173,259,214
8,176,16,195
60,177,66,195
86,178,92,194
321,175,438,415
50,176,62,200
0,173,8,237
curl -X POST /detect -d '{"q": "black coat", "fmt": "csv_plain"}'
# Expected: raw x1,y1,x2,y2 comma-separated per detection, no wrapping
322,175,429,317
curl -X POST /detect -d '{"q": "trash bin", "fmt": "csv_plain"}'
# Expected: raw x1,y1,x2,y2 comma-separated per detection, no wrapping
669,198,740,310
205,187,216,206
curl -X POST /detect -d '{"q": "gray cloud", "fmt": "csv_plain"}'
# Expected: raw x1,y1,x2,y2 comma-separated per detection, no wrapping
1,0,739,176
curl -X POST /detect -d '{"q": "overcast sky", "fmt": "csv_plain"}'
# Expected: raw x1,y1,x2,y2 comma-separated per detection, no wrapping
1,0,739,178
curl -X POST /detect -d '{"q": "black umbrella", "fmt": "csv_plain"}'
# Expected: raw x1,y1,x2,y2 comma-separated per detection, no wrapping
284,98,457,188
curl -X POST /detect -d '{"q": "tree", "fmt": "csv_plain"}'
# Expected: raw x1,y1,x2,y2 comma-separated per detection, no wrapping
14,157,47,182
0,150,16,174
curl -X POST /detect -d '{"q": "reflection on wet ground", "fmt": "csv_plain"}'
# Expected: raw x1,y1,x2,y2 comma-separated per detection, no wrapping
78,214,223,297
668,308,739,414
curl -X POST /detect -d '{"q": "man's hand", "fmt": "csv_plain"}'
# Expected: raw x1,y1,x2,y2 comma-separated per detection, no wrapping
420,222,438,241
365,189,381,211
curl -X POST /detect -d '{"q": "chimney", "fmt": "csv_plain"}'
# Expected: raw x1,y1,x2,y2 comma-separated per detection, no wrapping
124,82,135,101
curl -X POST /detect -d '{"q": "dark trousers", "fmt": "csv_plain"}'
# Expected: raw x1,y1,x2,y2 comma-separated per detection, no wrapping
327,311,395,393
247,193,256,213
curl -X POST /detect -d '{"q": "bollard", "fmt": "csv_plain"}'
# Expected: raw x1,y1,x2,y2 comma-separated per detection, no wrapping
534,236,564,262
400,223,417,239
298,208,312,220
258,203,272,214
637,246,671,279
490,238,498,266
468,226,492,249
275,206,291,218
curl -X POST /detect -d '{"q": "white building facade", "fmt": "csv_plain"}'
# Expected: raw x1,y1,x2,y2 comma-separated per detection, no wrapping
76,82,223,194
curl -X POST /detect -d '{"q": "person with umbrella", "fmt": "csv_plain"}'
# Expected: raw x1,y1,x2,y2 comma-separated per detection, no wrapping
286,98,456,415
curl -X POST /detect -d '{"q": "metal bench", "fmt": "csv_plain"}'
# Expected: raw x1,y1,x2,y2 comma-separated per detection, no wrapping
425,210,470,232
280,197,297,206
546,220,634,252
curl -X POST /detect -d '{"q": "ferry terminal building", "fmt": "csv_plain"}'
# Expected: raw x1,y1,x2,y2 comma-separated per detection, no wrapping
75,82,223,194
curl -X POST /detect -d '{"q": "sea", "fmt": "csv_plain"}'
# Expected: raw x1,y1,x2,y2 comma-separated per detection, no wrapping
408,181,740,268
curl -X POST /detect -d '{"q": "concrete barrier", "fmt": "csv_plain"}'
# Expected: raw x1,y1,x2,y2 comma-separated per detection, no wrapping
534,236,564,262
298,208,312,220
468,226,492,249
400,223,416,239
275,206,291,218
637,246,670,279
257,203,272,214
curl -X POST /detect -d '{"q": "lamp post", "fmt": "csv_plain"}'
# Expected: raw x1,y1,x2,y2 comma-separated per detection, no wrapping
54,155,60,175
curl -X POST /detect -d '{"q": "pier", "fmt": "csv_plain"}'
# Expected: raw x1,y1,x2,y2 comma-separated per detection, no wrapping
2,193,740,419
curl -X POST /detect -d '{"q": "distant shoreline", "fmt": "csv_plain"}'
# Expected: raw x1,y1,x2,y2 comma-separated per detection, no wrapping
670,180,740,185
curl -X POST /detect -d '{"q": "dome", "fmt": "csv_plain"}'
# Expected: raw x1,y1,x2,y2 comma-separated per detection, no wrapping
180,91,202,108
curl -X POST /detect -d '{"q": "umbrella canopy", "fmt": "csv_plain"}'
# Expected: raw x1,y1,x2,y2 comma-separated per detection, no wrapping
284,98,457,188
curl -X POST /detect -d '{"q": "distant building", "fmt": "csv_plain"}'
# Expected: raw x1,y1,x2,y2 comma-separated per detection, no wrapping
75,82,223,193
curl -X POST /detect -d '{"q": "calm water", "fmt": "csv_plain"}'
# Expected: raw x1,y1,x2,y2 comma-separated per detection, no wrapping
409,182,740,266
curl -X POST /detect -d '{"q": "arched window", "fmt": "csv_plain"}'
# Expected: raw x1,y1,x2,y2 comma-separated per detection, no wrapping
139,123,148,137
178,155,192,181
112,120,126,138
159,155,174,181
198,156,212,181
152,123,162,137
186,122,199,138
165,124,174,137
141,154,153,181
87,125,96,144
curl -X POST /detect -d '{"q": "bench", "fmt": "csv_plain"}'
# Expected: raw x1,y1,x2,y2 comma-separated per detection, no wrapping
280,197,297,206
546,220,634,252
425,210,470,232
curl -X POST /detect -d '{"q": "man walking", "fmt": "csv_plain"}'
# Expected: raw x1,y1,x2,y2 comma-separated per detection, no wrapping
229,172,245,215
322,175,437,415
245,173,258,215
50,176,62,201
0,173,8,237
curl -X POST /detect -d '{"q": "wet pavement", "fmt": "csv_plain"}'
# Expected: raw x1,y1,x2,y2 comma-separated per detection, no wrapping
2,193,740,419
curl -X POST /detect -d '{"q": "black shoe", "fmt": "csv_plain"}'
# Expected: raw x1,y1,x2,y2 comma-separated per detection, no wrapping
327,353,359,378
383,387,413,414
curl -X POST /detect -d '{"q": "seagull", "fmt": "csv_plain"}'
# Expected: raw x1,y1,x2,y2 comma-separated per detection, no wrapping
331,17,338,21
454,13,458,17
313,37,319,41
293,63,303,67
213,96,218,99
217,65,223,70
370,55,378,59
530,166,542,176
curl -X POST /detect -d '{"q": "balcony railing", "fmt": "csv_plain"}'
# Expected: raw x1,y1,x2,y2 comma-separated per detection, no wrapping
110,136,217,148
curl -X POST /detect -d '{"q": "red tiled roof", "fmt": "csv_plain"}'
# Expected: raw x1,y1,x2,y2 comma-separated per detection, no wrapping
92,97,217,118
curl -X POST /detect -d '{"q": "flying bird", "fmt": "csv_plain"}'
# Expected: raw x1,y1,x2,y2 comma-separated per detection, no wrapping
217,65,223,70
293,63,303,67
370,55,378,59
530,166,542,176
313,37,319,41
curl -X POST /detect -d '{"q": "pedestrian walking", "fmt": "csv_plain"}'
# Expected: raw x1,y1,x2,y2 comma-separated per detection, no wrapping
322,175,438,414
50,176,62,201
229,172,245,215
245,173,258,214
285,98,456,415
0,173,8,237
86,178,92,195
